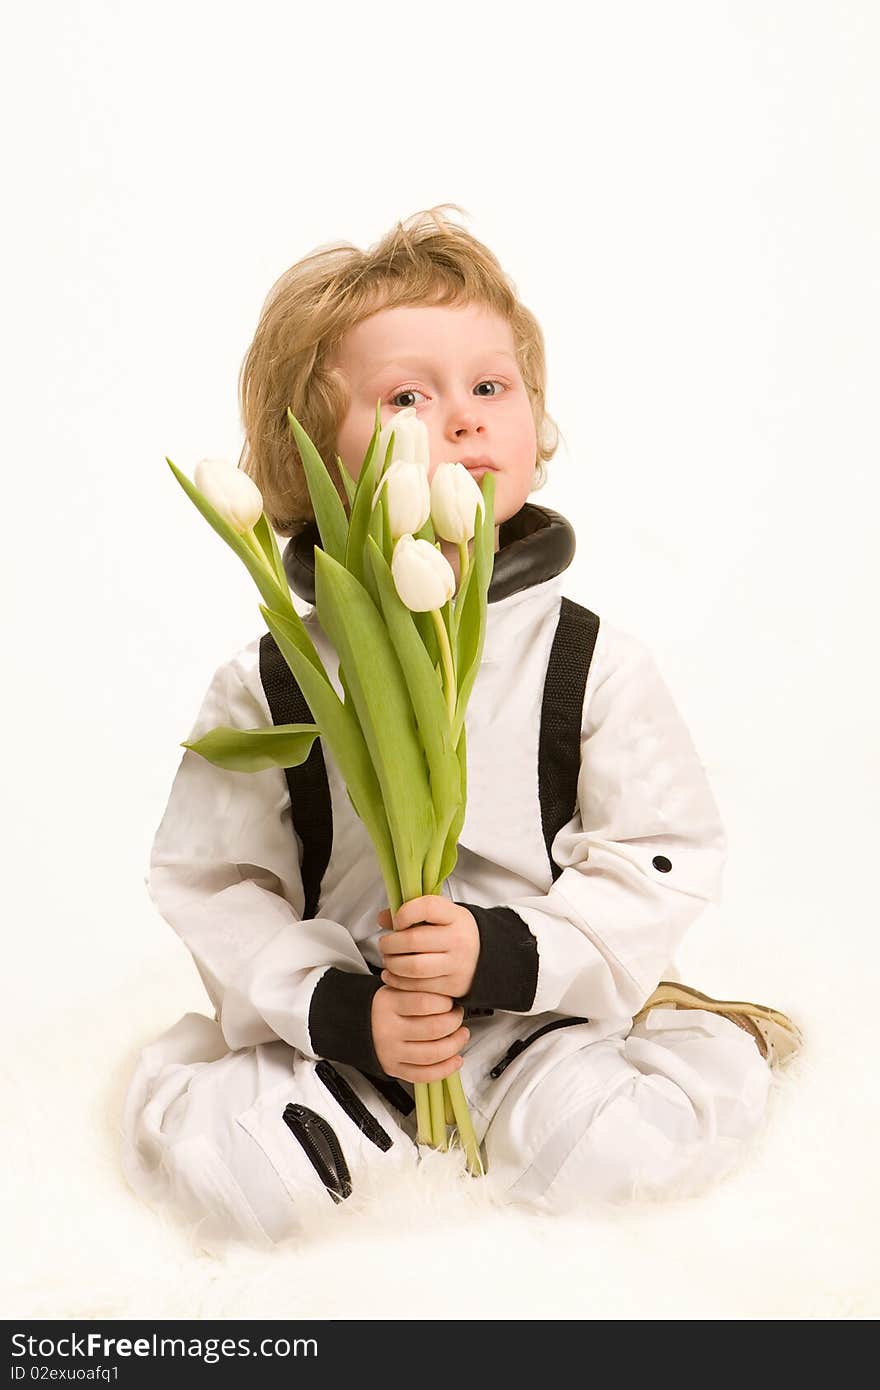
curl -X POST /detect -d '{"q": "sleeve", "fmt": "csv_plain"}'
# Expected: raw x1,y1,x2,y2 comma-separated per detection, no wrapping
146,642,385,1074
454,624,727,1023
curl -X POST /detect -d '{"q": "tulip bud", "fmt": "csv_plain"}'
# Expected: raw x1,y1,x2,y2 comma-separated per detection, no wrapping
377,406,430,474
430,463,485,544
391,534,456,612
194,458,264,534
372,460,432,540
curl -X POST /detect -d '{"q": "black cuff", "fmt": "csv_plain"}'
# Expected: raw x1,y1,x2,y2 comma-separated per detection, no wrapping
308,968,386,1077
454,903,539,1012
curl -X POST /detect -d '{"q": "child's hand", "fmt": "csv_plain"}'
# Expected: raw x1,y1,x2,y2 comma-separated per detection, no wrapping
371,986,469,1083
377,895,480,999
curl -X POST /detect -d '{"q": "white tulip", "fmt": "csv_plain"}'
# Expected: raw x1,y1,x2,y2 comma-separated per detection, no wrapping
194,458,264,534
391,534,456,612
430,462,486,544
376,405,430,474
372,460,432,540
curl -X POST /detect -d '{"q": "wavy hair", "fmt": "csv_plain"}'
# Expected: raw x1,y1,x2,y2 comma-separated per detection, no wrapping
236,203,562,537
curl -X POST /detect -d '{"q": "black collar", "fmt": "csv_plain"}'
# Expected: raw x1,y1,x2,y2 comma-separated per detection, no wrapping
282,503,576,605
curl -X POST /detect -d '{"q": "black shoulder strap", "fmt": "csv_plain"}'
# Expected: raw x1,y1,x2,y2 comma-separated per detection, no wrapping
257,597,600,915
538,597,600,882
258,631,332,921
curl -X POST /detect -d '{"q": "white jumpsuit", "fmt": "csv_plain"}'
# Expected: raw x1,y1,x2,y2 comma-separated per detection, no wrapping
121,507,773,1247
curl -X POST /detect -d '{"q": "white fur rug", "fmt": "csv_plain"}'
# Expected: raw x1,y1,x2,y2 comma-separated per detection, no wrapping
5,900,876,1320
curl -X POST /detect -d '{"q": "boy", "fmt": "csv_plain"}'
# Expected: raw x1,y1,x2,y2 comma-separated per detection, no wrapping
122,206,800,1248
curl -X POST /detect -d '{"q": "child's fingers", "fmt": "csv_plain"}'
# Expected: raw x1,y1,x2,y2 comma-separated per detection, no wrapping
398,1028,469,1066
381,950,446,979
396,1026,470,1068
390,1056,464,1084
382,896,453,932
379,925,448,955
391,990,456,1016
403,1007,465,1042
382,970,450,993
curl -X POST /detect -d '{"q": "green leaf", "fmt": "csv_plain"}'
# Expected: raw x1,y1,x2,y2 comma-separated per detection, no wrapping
166,457,292,615
334,454,358,508
252,512,288,594
364,535,461,818
450,545,475,646
411,607,441,670
360,430,398,610
380,480,392,556
313,547,435,900
362,501,386,610
367,486,384,549
182,722,320,773
454,571,480,702
439,593,455,652
286,410,349,566
435,722,468,886
344,417,382,589
259,604,403,909
451,472,496,744
414,511,436,545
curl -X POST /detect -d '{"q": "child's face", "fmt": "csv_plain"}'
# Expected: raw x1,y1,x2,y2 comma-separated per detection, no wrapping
328,302,539,530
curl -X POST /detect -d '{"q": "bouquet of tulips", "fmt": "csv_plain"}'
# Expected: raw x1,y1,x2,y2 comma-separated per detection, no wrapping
166,403,495,1176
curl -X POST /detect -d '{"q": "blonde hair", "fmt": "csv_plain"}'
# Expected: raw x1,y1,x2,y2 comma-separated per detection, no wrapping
237,203,563,537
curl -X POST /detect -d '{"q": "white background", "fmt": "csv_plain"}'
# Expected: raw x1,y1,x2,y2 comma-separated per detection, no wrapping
3,1,878,1319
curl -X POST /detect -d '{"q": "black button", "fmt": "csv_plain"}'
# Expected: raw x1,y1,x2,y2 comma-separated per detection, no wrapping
652,855,672,873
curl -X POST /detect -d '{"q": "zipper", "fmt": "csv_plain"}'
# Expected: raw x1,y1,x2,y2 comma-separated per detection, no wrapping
315,1061,394,1152
357,1069,415,1118
281,1103,353,1202
489,1016,591,1079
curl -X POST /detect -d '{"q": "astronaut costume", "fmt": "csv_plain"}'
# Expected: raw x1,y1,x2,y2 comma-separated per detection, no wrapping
121,503,784,1248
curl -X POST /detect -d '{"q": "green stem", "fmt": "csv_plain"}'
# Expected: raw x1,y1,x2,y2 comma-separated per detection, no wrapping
430,607,456,726
444,1086,456,1127
379,583,482,1170
457,538,470,590
411,872,484,1176
450,539,473,646
242,526,275,576
428,1081,447,1150
445,1072,484,1176
415,1084,433,1145
421,617,456,1157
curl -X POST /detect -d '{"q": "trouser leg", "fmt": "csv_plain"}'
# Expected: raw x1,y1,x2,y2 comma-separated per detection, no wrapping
464,1007,773,1211
121,1013,419,1250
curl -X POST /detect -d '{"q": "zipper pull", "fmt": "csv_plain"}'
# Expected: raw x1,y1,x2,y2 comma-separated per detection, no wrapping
490,1039,527,1079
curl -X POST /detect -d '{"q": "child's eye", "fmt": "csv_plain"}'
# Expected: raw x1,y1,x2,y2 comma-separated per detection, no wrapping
390,388,428,409
389,380,506,409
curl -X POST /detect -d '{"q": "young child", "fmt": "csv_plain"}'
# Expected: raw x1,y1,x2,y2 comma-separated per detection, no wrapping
121,205,801,1248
